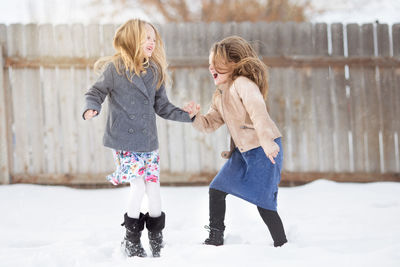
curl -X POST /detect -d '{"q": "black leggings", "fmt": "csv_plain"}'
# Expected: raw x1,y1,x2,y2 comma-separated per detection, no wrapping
209,188,287,247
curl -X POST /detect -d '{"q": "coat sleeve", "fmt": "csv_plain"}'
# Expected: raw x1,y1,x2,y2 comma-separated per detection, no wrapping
82,64,114,120
192,102,225,133
234,77,278,155
154,84,192,122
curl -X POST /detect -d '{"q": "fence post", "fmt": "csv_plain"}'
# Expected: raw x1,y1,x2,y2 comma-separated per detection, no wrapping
0,44,10,184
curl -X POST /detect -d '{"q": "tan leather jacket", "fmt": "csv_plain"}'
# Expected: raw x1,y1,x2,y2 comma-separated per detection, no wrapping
193,76,282,158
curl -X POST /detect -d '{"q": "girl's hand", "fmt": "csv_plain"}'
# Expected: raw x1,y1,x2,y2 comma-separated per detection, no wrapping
84,109,98,120
265,141,280,164
183,101,200,119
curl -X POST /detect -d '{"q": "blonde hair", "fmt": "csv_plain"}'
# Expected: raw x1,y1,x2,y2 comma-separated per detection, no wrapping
94,19,168,89
211,36,269,100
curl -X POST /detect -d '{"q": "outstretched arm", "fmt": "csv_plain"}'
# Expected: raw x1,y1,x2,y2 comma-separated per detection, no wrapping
186,102,225,133
82,64,114,120
154,84,192,122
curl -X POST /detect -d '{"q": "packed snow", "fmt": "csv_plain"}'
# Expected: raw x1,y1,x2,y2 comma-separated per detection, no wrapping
1,180,399,267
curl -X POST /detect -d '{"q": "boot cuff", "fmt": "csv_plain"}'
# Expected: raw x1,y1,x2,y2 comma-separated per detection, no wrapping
122,213,146,231
145,212,165,232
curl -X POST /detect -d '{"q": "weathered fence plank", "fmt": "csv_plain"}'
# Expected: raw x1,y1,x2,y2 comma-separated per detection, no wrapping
39,24,62,174
330,23,351,172
86,24,114,176
55,24,78,175
8,24,31,175
298,67,313,172
161,23,177,57
73,24,91,174
288,23,313,171
394,66,400,172
282,67,297,171
277,22,294,56
0,43,10,184
361,24,380,173
25,24,45,175
102,24,115,56
313,23,334,172
179,69,201,176
163,30,189,179
205,22,223,54
347,23,367,172
378,24,397,172
1,24,12,184
393,24,400,172
198,68,220,174
166,70,188,176
257,21,278,56
393,24,400,57
272,23,293,170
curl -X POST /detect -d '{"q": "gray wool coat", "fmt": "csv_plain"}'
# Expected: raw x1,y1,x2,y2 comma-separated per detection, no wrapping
83,62,192,152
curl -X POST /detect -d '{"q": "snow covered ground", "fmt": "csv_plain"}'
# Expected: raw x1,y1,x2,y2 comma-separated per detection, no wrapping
0,180,399,267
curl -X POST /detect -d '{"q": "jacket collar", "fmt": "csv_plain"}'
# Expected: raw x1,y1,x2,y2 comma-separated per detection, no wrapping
128,70,150,99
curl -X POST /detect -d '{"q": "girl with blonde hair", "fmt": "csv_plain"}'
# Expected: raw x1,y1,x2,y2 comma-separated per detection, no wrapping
83,19,193,257
185,36,287,247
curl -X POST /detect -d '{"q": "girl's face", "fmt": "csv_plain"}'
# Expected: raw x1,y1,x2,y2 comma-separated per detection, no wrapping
143,24,156,57
209,53,231,85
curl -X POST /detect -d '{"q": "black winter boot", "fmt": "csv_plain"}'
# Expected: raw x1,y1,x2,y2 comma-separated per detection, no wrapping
145,212,165,257
204,188,226,246
204,225,224,246
121,213,147,257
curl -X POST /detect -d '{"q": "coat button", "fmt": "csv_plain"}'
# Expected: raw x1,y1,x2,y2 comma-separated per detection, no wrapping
129,114,135,119
142,114,147,119
128,128,134,134
142,129,147,134
144,100,149,105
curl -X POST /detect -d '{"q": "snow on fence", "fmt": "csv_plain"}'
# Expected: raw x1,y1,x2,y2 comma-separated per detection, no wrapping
0,22,399,186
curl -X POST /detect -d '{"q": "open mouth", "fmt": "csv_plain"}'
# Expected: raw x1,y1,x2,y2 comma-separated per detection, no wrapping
213,73,218,79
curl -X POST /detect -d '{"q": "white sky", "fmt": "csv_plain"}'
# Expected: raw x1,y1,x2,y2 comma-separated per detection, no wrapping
0,0,399,25
0,0,151,25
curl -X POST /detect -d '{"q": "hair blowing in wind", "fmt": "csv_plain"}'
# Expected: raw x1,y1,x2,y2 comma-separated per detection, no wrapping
94,19,168,89
211,36,269,100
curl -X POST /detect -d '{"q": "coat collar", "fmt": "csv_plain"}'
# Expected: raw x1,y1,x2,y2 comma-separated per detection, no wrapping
128,69,151,99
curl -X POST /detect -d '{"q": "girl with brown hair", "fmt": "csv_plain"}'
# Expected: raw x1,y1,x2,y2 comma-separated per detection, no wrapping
184,36,287,247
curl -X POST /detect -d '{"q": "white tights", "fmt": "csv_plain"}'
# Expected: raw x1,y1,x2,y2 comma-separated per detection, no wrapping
127,177,161,219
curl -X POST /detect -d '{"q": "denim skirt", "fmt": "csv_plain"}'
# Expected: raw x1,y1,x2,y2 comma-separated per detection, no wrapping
210,138,283,211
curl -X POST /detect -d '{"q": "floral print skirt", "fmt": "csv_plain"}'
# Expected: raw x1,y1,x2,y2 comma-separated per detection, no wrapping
107,149,160,185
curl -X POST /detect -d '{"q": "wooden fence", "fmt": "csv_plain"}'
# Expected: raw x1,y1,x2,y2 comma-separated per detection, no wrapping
0,22,399,186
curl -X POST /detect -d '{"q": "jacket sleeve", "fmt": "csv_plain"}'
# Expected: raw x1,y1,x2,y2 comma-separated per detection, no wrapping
154,84,192,122
234,77,278,155
192,102,225,133
82,64,114,120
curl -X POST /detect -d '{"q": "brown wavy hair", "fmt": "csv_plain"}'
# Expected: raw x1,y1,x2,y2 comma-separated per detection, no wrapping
94,19,168,89
211,35,269,100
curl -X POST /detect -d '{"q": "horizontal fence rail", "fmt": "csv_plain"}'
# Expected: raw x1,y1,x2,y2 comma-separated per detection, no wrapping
0,22,399,186
5,56,400,68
